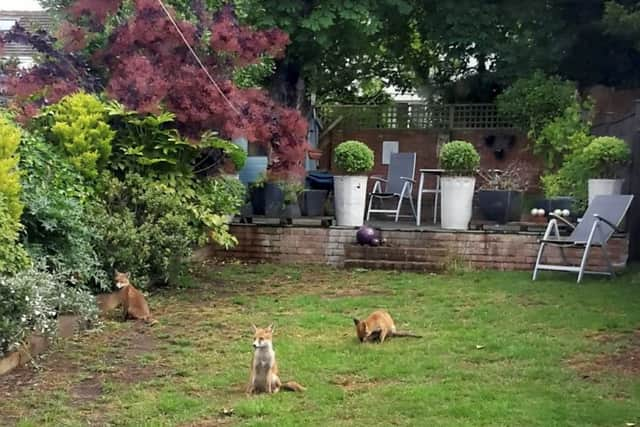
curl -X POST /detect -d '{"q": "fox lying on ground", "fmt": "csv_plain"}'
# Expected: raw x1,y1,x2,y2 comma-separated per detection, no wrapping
246,324,305,394
353,310,421,343
96,271,157,326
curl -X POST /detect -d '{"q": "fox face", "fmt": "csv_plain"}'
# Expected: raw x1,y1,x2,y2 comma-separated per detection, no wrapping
252,324,274,349
353,318,369,342
114,271,131,288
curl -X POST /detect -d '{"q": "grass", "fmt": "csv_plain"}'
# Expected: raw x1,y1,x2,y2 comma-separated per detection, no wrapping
2,262,640,426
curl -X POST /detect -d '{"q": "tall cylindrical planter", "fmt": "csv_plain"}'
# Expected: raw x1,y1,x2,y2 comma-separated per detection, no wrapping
588,179,623,204
440,176,476,230
333,175,368,227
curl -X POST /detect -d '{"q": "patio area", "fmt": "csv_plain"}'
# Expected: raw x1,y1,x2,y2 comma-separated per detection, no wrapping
208,218,630,273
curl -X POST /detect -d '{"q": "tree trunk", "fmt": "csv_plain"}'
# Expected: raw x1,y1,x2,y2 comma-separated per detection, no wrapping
269,59,310,115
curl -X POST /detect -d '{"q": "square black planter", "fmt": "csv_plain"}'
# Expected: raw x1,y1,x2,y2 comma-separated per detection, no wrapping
477,190,523,224
299,189,328,216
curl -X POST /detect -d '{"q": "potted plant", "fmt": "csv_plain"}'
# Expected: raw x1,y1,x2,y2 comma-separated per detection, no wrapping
439,140,480,230
477,162,530,224
262,179,303,218
249,172,267,215
299,188,328,216
333,140,374,226
583,136,630,204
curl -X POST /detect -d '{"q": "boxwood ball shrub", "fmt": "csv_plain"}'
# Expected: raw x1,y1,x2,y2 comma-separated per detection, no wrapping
334,140,374,174
582,136,630,179
439,141,480,175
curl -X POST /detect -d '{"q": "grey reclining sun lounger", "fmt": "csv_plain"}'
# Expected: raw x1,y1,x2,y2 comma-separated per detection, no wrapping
532,194,634,283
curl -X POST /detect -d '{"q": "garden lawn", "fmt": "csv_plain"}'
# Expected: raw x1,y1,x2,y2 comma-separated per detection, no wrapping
2,263,640,426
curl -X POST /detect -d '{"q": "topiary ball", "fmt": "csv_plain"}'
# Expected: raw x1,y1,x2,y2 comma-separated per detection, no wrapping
356,226,377,245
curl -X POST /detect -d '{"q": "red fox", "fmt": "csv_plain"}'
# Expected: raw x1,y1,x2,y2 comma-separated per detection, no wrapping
353,310,421,343
246,324,305,394
96,271,157,326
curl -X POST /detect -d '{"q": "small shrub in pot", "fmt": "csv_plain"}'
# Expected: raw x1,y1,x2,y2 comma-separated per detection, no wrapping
439,141,480,230
333,141,374,226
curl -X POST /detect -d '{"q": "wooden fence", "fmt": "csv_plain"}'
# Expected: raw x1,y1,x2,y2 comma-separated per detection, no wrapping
317,103,513,130
592,100,640,261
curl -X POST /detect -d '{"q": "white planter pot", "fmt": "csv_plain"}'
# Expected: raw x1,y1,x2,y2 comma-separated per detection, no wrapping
333,175,368,227
440,176,476,230
588,179,623,204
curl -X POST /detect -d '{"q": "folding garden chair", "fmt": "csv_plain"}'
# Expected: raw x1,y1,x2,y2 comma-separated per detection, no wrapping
366,152,417,222
532,194,634,283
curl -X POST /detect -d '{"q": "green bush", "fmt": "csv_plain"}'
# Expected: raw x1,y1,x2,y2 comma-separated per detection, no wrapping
91,173,242,288
581,136,631,179
40,92,115,179
0,266,99,357
534,102,593,170
0,114,30,274
542,136,632,209
19,132,108,290
439,141,480,175
497,71,577,138
334,140,374,174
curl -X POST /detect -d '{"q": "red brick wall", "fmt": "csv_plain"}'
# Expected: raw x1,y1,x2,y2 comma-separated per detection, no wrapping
321,129,543,192
208,224,629,273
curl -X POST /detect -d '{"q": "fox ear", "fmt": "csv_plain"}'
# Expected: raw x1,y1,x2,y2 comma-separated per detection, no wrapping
251,324,257,333
352,318,359,325
267,323,274,333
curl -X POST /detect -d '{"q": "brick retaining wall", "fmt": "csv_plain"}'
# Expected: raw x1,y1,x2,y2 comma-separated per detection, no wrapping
208,224,629,272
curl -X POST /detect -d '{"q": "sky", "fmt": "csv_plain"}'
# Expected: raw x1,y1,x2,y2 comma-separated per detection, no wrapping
1,0,43,11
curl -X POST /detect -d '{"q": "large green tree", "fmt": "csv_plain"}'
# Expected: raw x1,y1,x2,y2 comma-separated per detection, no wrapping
235,0,418,108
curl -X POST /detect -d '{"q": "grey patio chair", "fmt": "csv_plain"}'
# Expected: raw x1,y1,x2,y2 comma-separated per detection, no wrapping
532,194,634,283
366,152,417,222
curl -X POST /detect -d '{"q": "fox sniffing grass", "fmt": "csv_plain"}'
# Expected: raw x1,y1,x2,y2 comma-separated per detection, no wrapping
96,271,157,325
353,310,421,343
246,324,305,394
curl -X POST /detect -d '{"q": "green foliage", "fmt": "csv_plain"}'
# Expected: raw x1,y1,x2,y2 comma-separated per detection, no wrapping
0,196,30,275
91,173,242,288
106,102,194,179
233,57,276,89
280,181,304,204
0,114,29,274
0,266,99,357
203,132,248,172
197,176,247,218
581,136,631,179
534,102,593,171
540,159,589,208
40,92,115,179
334,140,374,174
497,72,577,138
603,1,640,50
19,132,108,290
543,136,632,208
439,141,480,175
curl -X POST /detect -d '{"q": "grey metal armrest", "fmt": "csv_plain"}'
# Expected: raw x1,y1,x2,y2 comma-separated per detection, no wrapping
550,213,576,230
400,176,416,183
371,176,388,182
594,214,623,233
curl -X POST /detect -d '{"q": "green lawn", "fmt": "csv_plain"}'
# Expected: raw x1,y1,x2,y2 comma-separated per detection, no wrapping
2,263,640,426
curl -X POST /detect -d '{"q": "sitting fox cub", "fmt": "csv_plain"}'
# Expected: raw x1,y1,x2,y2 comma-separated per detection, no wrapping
353,310,421,343
247,324,305,394
97,271,157,325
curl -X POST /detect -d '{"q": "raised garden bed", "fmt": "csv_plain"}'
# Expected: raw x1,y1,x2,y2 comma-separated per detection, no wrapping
0,315,86,376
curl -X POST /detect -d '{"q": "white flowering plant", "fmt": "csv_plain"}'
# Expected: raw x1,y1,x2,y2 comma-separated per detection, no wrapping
0,267,99,357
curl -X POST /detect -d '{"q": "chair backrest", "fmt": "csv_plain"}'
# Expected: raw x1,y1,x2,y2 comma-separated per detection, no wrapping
570,195,634,244
385,152,417,195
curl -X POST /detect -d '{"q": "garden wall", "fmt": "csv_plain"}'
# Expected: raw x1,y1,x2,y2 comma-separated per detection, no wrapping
319,128,543,192
208,224,629,272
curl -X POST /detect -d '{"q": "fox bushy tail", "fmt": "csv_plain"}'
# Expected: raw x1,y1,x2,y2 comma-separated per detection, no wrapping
281,381,306,392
